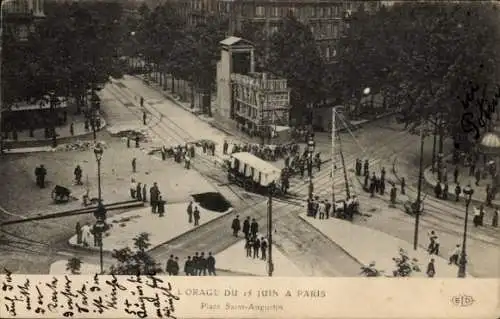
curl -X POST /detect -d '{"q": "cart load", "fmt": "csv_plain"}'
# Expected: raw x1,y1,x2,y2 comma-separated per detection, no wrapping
228,152,282,195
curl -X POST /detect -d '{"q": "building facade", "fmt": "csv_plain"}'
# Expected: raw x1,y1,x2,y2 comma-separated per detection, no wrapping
2,0,44,41
231,72,290,132
218,0,380,62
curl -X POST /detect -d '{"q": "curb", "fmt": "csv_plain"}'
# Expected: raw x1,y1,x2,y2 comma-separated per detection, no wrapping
2,120,107,154
215,268,258,276
67,206,236,254
148,207,235,252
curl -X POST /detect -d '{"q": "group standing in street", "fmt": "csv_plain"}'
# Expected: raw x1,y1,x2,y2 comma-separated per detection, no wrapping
165,252,217,276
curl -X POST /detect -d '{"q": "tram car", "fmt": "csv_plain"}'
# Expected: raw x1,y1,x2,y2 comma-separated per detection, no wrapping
227,152,282,195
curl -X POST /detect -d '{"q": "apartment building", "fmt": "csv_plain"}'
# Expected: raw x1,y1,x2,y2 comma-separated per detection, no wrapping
218,0,380,62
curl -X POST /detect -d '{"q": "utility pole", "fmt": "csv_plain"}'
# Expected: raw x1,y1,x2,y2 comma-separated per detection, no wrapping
267,182,274,277
413,119,425,250
331,107,336,215
338,132,350,199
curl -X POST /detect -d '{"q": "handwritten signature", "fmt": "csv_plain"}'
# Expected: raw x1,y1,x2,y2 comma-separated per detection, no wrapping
459,82,500,141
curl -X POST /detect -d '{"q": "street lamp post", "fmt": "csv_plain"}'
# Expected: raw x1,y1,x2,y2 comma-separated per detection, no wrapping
458,185,474,278
93,143,106,274
307,136,315,200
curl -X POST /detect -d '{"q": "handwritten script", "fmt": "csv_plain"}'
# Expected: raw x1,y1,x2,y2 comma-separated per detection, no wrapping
459,82,500,141
1,269,179,318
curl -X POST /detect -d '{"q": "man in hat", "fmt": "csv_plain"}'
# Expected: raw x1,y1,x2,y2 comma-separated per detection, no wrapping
231,215,241,237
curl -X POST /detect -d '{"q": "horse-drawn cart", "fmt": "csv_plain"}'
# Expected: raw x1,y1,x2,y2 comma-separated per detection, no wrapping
227,152,282,195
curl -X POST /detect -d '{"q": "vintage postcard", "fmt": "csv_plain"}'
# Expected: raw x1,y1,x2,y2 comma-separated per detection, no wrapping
0,0,498,318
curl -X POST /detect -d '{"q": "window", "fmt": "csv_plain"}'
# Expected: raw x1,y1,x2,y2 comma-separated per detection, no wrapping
271,6,279,17
333,24,339,38
333,6,339,17
325,47,330,59
325,7,331,16
256,6,265,17
270,26,278,34
318,7,324,17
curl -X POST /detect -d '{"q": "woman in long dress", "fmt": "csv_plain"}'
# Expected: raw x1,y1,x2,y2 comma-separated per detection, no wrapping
81,223,92,246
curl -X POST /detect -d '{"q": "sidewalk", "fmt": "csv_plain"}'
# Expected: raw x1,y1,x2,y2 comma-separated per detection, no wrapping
69,202,233,252
423,165,500,208
299,213,470,277
3,102,106,151
214,232,304,277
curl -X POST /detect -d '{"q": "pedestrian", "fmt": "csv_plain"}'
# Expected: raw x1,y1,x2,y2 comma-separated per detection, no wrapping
486,184,492,206
207,252,216,276
493,208,499,227
157,196,166,217
380,179,386,195
453,166,459,184
245,238,253,257
231,215,241,237
150,182,160,213
250,218,258,238
143,111,147,125
442,182,449,200
473,206,481,227
193,206,200,226
449,245,460,265
434,182,442,199
325,199,331,219
390,184,397,205
135,135,140,148
184,256,193,276
140,96,144,107
142,184,147,202
76,222,82,245
243,216,250,239
199,252,207,276
132,157,137,173
38,165,47,188
184,153,191,169
192,252,200,276
74,165,83,185
364,173,369,190
455,183,461,201
475,168,481,186
318,200,325,219
427,230,437,253
172,257,179,275
136,182,142,201
401,177,406,195
430,235,440,255
260,237,267,261
381,167,386,182
253,236,260,259
70,122,74,136
364,160,369,176
469,161,475,176
166,255,174,275
426,258,436,278
187,201,193,223
130,178,137,198
127,136,131,148
479,204,485,226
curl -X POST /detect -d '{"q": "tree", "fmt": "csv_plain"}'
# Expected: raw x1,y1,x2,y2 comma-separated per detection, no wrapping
266,14,325,124
66,257,83,275
188,15,228,116
340,3,499,176
109,232,162,275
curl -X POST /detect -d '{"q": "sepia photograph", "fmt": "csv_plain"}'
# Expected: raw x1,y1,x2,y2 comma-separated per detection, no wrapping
0,0,499,318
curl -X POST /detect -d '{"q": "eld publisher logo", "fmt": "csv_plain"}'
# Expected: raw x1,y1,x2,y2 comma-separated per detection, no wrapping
451,294,475,307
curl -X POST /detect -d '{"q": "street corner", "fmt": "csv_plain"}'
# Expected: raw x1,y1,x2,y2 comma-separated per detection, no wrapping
214,233,304,277
68,201,233,253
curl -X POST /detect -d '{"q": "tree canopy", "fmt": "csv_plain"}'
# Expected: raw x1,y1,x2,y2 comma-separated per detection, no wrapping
340,3,500,141
266,15,325,119
2,1,124,106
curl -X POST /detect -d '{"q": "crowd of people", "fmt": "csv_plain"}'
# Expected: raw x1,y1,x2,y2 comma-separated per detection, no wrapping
222,139,303,163
166,252,217,276
230,215,269,261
